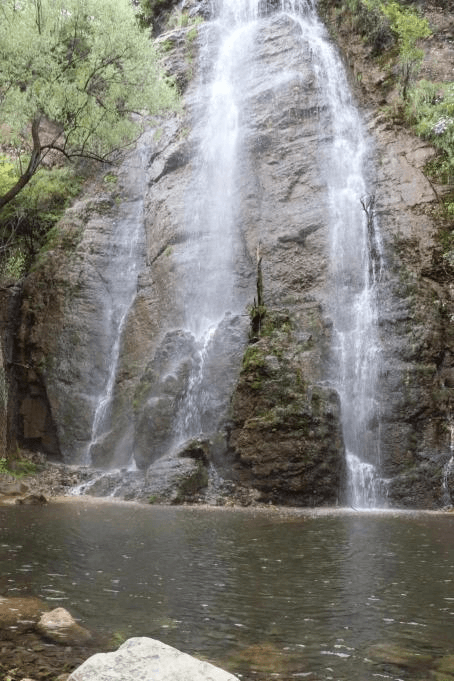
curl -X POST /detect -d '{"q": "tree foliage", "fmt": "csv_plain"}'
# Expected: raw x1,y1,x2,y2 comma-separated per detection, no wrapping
0,155,83,277
406,80,454,184
0,0,177,209
340,0,430,95
378,0,431,98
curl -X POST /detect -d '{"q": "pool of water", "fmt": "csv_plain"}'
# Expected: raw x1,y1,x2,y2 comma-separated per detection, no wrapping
1,502,453,680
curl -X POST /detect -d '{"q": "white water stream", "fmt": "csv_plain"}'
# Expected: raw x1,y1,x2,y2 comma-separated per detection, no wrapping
84,135,149,465
442,421,454,506
188,0,386,504
286,0,386,507
172,4,257,446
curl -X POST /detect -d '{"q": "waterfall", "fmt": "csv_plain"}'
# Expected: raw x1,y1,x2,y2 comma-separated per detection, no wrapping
285,1,386,508
84,135,149,466
74,0,386,505
150,0,386,499
442,421,454,507
179,0,386,505
171,2,258,446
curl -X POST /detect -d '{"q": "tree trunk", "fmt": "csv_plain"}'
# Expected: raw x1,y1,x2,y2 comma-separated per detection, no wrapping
0,116,42,211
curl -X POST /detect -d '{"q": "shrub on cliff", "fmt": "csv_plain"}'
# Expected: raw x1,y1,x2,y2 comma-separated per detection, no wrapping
339,0,430,94
0,0,177,212
406,80,454,184
0,157,83,278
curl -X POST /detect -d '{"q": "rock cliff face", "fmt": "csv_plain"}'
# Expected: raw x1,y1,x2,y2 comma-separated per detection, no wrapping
368,123,454,507
318,0,454,507
7,0,454,506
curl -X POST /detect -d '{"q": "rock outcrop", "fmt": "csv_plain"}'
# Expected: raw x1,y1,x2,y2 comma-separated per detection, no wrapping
318,0,454,507
68,637,240,681
37,608,91,645
6,0,454,507
230,311,345,505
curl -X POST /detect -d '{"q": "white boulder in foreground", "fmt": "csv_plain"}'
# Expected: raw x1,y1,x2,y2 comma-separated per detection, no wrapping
68,637,240,681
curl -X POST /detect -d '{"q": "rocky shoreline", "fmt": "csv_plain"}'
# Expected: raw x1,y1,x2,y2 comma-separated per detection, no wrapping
0,597,109,681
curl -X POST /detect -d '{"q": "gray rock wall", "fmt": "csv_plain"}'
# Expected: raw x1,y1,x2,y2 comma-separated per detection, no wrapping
10,4,454,507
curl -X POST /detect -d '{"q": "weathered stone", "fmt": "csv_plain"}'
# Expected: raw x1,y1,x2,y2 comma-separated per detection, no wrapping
145,452,209,503
10,0,454,508
230,311,345,505
0,479,30,496
435,654,454,675
15,493,48,505
368,642,432,669
68,637,240,681
37,608,91,645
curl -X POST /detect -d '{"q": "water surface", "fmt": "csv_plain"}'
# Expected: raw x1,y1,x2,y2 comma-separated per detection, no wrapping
1,503,453,680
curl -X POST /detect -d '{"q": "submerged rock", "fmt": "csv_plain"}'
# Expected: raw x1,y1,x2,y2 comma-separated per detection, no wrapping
37,608,91,646
0,597,49,638
368,642,432,669
15,493,48,505
68,637,240,681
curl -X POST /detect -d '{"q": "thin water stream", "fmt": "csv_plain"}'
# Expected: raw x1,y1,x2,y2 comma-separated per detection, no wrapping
84,134,149,465
1,504,453,681
285,1,386,506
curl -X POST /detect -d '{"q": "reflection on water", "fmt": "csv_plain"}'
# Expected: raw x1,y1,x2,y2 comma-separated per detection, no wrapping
0,504,453,680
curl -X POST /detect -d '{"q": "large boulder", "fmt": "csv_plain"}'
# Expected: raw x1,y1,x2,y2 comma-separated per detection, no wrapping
68,637,239,681
230,311,345,505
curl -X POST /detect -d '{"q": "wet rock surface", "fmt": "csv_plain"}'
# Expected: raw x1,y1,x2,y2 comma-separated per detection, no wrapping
68,637,240,681
37,609,91,646
5,1,454,507
0,598,102,681
230,311,345,505
317,0,454,507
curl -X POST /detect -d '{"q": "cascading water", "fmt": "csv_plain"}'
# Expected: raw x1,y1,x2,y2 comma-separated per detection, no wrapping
320,65,386,508
192,0,386,506
172,3,258,447
74,0,387,505
284,2,387,508
442,421,454,507
84,134,149,466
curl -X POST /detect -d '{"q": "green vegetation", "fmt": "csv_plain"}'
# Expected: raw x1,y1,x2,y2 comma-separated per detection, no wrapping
330,0,454,229
0,0,177,278
242,345,266,372
0,158,83,277
339,0,430,96
138,0,176,28
406,81,454,184
379,0,431,99
167,10,193,29
0,456,37,478
0,0,177,212
187,17,204,42
110,630,128,647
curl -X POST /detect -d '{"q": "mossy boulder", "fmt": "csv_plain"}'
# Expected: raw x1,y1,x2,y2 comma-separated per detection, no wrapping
230,310,345,505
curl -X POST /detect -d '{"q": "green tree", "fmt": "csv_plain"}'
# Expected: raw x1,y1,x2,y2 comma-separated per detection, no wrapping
0,0,177,210
380,0,431,99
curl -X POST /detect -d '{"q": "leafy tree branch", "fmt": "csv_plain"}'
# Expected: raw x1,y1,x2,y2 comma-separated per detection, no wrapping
0,0,178,211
